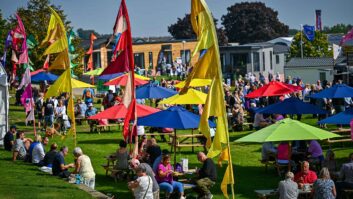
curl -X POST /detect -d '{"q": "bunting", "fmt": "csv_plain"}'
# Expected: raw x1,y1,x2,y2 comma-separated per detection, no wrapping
181,0,234,198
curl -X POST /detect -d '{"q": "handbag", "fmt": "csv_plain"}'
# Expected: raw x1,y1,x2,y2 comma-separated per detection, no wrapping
142,176,151,199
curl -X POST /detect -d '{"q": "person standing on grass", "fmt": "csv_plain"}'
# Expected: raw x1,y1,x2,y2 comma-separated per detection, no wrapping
4,125,17,151
85,103,97,133
194,151,217,199
72,147,96,189
52,146,75,178
278,171,298,199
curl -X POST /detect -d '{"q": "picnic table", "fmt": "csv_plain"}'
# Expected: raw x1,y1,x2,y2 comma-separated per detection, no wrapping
94,123,123,134
101,155,117,176
255,188,311,199
327,128,352,146
168,132,205,152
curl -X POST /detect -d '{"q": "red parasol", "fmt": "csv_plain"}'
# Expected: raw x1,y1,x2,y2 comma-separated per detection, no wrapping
104,75,148,86
30,69,45,76
88,103,160,120
246,81,301,98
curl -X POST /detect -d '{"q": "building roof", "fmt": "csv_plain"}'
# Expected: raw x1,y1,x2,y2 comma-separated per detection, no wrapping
79,36,197,50
273,44,290,54
285,57,346,68
268,37,293,47
327,34,344,45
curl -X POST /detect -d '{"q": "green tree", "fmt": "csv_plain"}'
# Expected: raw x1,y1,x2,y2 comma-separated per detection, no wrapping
7,0,84,75
290,31,332,58
168,14,228,46
221,2,289,44
323,23,353,34
0,10,9,54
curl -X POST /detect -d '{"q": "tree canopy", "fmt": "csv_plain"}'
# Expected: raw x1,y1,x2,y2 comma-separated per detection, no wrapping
168,14,228,46
290,31,332,58
323,23,353,34
221,2,289,44
0,10,9,55
6,0,84,75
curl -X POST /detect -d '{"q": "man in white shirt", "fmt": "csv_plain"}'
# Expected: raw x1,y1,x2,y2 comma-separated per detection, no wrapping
32,137,49,165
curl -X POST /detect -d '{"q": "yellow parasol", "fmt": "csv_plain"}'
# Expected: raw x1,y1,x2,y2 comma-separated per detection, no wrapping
159,88,207,104
174,78,212,88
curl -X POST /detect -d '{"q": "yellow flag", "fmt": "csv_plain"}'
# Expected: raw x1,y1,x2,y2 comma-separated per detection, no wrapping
181,0,234,198
42,7,69,56
49,49,70,70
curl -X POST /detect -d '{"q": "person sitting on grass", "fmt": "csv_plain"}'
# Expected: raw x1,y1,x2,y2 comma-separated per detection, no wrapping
130,159,159,199
156,154,185,199
52,146,75,178
193,152,217,199
32,136,49,165
128,164,153,199
278,171,298,199
12,131,32,161
39,143,58,167
294,161,317,189
72,147,96,189
27,134,42,162
4,125,17,151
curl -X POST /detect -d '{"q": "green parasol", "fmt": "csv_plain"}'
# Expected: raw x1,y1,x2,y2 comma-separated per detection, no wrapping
83,68,104,76
235,118,341,143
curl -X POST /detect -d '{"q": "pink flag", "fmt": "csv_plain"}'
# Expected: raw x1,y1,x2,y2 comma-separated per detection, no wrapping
340,28,353,46
14,14,28,64
18,67,31,90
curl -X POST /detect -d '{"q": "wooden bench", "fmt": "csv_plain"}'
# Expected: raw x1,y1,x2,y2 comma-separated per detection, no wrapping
95,123,122,134
331,128,350,134
144,132,173,137
169,133,206,152
259,160,276,171
327,138,352,143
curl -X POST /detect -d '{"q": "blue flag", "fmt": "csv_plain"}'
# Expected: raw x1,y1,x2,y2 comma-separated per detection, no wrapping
303,25,315,41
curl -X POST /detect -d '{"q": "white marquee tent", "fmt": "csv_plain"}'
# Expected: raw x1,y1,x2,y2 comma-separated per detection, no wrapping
0,63,9,146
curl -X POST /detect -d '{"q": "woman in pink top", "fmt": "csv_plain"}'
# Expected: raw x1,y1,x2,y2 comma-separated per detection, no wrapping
156,155,185,199
277,142,291,164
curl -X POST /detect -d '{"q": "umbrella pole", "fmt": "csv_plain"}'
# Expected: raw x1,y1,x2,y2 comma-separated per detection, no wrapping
174,129,177,166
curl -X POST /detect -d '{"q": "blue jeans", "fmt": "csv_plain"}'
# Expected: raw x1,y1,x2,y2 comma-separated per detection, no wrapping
44,115,54,128
159,181,183,193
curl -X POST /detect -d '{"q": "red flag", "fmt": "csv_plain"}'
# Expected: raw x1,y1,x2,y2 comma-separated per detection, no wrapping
86,33,97,71
43,55,50,69
340,28,353,46
102,0,136,140
101,0,134,75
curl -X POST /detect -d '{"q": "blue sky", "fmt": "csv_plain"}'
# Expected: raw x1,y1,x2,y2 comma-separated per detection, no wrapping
1,0,352,37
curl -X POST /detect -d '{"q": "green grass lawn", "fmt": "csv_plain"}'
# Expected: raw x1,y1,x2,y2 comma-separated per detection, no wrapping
2,97,353,198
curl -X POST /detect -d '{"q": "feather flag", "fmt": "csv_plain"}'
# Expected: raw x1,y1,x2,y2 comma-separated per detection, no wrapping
181,0,234,198
43,55,50,70
86,33,97,71
340,28,353,46
102,0,137,140
42,7,68,55
333,44,342,60
42,7,76,144
101,0,133,75
303,25,315,42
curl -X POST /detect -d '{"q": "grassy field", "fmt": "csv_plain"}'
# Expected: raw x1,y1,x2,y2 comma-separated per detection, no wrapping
1,96,353,199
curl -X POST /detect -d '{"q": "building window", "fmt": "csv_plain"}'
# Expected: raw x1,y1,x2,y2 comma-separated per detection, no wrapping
180,49,191,65
148,52,153,69
253,52,260,72
276,55,280,64
270,51,273,70
107,50,113,64
134,53,145,68
220,53,226,72
93,52,101,68
262,52,265,71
